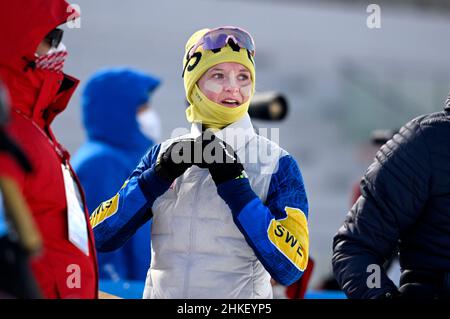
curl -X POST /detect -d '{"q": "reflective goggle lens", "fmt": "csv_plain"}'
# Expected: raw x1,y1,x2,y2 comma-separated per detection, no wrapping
44,28,64,49
189,27,255,59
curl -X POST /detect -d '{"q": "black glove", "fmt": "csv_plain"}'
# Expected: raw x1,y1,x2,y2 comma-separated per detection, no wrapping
197,132,246,186
154,138,196,183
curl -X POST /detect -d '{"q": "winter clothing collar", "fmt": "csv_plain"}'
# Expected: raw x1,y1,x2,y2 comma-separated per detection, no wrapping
186,84,251,130
190,113,256,152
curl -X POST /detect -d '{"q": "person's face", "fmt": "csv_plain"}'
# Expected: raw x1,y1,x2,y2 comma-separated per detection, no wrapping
197,62,252,108
35,39,52,56
137,103,151,115
35,28,64,56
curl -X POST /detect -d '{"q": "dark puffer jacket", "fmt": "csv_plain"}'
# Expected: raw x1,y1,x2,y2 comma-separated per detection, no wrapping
332,95,450,299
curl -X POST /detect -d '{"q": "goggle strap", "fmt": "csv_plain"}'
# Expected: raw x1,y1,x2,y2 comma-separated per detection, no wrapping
226,38,241,52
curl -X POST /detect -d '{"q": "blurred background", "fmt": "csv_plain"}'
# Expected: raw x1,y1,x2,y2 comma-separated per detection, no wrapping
54,0,450,293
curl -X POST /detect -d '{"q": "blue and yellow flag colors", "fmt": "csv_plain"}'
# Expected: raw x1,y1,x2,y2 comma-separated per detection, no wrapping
268,207,309,271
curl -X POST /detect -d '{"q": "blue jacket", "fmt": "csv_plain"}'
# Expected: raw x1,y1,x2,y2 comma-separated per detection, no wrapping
72,67,160,281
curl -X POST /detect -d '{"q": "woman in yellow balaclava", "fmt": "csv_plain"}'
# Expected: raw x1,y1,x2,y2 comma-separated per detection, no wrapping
182,27,256,130
90,26,310,299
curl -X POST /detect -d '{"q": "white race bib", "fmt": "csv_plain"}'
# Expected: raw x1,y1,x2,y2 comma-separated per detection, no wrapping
62,164,89,256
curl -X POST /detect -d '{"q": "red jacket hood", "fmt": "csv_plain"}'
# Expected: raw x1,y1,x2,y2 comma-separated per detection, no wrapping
0,0,80,128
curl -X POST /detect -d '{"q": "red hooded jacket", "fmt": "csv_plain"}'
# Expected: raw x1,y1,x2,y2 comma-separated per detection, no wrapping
0,0,98,298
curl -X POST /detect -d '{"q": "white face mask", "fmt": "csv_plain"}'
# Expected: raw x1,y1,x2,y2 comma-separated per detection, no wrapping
137,108,162,142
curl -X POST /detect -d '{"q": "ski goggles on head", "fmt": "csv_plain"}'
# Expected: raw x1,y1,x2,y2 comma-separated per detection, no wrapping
188,26,255,60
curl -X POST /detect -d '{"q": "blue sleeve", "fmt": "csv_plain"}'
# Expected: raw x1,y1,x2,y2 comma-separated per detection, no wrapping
217,155,310,286
90,144,171,251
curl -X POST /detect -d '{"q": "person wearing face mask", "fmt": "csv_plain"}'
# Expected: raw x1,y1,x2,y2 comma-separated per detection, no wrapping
90,27,310,298
0,0,98,298
72,67,161,282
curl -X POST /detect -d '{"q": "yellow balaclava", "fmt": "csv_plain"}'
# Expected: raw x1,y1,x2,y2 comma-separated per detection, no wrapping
183,28,256,130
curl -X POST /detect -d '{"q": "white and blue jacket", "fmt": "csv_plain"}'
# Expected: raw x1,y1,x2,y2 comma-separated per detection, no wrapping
91,114,310,298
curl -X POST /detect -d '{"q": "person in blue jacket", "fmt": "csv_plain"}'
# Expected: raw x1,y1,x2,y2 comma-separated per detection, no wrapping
72,67,161,281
